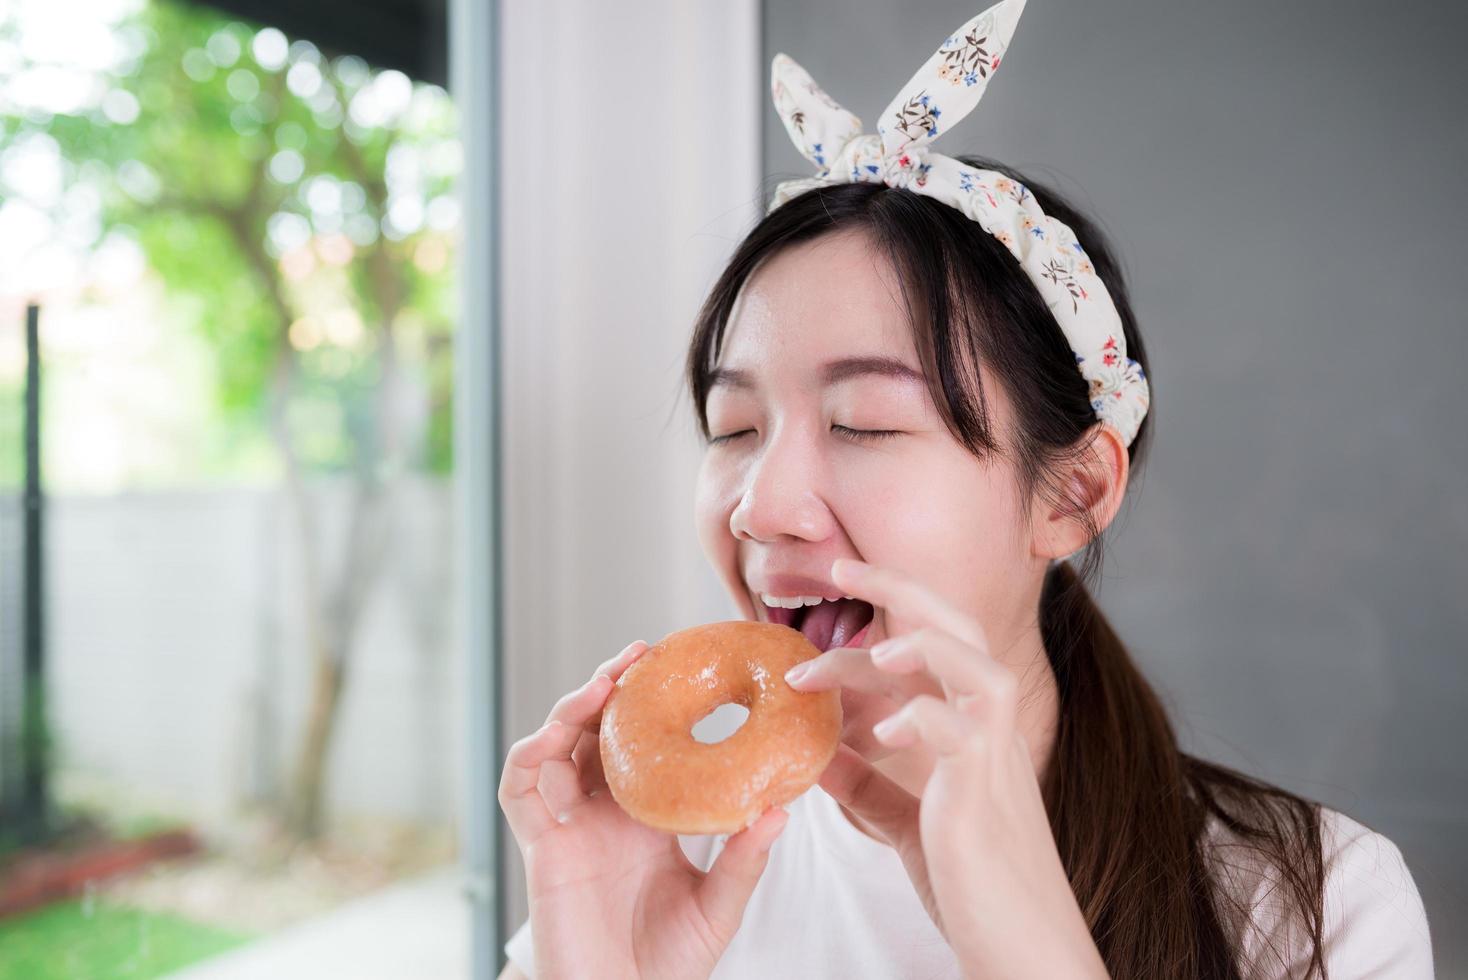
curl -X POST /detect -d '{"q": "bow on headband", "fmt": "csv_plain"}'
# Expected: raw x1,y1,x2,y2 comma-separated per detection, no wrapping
767,0,1150,449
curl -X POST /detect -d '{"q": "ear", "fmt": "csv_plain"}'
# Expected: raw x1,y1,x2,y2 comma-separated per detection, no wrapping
1030,422,1130,562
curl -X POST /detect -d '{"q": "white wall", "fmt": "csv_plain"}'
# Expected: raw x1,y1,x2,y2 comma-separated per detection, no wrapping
497,0,762,928
40,478,460,833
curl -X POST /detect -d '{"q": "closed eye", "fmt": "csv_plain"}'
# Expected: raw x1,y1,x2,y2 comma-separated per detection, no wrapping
707,429,753,446
706,426,904,446
832,425,903,443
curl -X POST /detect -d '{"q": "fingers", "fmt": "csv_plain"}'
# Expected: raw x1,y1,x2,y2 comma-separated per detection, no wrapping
538,641,648,733
817,743,917,847
571,725,607,796
871,694,977,756
550,641,647,800
501,642,649,845
695,807,789,940
783,647,940,701
831,559,989,653
536,642,651,817
592,639,652,685
811,557,1019,740
499,718,588,841
871,627,1018,729
786,631,1017,743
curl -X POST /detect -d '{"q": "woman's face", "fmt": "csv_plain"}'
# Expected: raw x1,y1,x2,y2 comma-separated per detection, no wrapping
694,228,1052,757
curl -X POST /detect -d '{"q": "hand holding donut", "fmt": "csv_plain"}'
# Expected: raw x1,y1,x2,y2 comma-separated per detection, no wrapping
784,560,1111,979
498,640,790,980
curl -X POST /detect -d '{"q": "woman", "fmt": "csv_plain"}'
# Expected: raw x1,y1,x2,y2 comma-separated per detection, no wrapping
497,3,1434,972
496,162,1434,978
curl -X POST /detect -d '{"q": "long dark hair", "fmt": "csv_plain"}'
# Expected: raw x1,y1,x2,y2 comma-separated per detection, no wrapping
682,156,1328,978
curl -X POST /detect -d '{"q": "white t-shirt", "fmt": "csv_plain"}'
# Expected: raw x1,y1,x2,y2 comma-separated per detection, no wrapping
504,785,1434,978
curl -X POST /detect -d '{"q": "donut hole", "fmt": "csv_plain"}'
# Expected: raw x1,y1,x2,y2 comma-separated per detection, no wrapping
691,701,751,744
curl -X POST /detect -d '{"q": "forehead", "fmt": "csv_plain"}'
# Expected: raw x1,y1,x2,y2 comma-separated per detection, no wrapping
713,229,919,386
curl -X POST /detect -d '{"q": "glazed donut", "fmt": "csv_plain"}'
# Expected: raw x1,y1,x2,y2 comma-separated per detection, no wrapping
599,620,842,834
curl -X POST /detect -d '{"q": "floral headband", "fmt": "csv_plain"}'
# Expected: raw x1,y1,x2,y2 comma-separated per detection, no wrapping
768,0,1150,448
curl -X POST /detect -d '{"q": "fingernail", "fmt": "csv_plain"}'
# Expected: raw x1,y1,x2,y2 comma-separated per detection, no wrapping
872,714,902,739
597,642,641,674
870,638,898,660
832,558,864,580
784,662,811,685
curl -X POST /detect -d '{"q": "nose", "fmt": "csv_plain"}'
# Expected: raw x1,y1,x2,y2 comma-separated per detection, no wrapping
728,423,835,543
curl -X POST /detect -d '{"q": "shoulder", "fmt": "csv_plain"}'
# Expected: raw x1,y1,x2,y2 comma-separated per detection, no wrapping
1315,807,1434,978
1204,804,1434,979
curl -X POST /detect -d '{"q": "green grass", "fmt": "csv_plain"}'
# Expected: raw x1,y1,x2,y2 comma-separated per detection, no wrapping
0,898,255,979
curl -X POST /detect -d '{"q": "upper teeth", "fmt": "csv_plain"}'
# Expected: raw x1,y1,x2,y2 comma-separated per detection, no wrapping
759,593,856,609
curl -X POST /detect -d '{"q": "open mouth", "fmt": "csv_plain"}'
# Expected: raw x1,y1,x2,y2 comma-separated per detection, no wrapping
764,598,875,652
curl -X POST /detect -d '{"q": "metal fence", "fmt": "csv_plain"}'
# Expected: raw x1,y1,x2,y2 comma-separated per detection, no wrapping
0,303,46,846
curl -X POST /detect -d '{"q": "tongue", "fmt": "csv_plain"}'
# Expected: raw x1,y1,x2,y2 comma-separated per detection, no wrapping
800,598,875,652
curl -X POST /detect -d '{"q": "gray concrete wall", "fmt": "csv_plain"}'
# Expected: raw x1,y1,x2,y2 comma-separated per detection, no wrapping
763,0,1467,970
35,477,460,833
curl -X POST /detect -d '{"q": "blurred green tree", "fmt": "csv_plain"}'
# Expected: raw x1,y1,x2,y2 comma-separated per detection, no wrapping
2,0,459,838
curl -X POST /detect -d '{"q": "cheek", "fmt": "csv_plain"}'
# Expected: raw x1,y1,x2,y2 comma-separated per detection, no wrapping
840,452,1022,627
694,455,739,565
838,448,984,558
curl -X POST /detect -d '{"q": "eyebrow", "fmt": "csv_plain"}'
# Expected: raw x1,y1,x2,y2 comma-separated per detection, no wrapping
707,355,926,392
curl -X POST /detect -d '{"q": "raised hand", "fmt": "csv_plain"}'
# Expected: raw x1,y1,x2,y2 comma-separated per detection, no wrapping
785,560,1109,979
499,640,789,980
